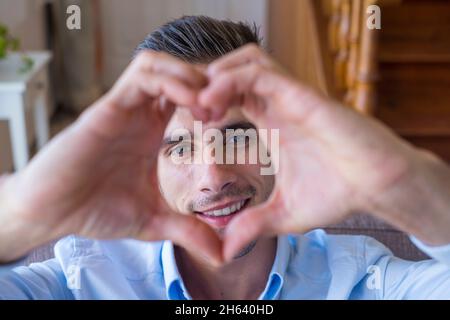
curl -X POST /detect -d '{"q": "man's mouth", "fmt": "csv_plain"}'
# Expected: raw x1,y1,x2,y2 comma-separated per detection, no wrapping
194,198,251,228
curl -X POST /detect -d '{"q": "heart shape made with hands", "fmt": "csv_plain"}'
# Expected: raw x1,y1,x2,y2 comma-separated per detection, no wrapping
143,44,420,265
18,46,403,268
0,46,375,268
164,81,284,264
141,50,292,264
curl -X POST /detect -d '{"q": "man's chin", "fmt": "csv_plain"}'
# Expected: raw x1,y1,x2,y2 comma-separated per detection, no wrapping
214,228,257,260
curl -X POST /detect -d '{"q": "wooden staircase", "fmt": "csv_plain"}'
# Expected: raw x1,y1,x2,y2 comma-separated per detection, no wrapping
318,0,450,162
376,0,450,162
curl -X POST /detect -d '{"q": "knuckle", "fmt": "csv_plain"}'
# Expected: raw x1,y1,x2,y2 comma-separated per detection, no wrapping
136,50,154,62
246,43,262,55
135,50,160,69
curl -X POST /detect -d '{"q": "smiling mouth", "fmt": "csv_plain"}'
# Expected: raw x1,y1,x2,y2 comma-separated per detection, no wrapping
194,198,251,228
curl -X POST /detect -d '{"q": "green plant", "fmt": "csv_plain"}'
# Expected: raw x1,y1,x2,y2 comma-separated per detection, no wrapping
0,22,34,73
0,23,20,58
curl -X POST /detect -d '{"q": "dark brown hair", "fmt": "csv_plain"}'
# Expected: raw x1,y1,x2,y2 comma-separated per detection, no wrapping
134,15,261,63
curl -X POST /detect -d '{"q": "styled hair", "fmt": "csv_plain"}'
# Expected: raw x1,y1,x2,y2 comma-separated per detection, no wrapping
134,15,261,63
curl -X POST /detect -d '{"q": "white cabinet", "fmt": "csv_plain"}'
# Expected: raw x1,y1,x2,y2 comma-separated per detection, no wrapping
0,51,52,172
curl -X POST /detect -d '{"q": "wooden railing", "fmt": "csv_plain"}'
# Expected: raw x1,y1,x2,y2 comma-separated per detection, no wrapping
318,0,401,114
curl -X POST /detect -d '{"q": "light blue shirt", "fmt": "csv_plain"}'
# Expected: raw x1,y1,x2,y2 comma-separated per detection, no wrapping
1,229,450,299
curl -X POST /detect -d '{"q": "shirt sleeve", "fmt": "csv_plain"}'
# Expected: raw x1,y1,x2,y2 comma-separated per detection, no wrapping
0,259,73,300
380,237,450,299
0,256,28,276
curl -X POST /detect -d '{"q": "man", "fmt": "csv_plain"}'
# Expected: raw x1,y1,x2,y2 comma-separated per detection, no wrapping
0,16,450,299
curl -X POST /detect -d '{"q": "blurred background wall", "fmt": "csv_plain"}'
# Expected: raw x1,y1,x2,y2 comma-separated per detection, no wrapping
99,0,268,90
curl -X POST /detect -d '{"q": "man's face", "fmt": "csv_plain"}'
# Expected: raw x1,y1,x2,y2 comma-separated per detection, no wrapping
158,106,275,238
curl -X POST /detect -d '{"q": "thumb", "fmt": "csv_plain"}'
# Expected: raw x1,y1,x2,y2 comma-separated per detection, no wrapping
158,213,224,266
223,201,275,262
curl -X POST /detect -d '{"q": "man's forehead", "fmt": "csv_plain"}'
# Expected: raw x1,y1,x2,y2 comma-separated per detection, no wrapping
164,107,248,135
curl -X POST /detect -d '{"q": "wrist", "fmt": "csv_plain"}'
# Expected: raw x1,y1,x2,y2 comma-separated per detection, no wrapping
411,150,450,245
368,148,450,246
0,174,43,263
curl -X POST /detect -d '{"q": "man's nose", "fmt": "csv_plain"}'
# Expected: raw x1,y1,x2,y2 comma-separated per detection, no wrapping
197,163,238,194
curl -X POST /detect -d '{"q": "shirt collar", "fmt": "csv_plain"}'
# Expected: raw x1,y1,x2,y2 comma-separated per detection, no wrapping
161,235,291,300
161,240,191,300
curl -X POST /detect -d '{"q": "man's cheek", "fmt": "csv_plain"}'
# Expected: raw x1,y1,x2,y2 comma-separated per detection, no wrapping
157,163,177,206
240,164,274,203
158,163,195,214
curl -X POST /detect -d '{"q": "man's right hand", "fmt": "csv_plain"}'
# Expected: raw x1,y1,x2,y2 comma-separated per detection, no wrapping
200,44,450,261
0,51,222,264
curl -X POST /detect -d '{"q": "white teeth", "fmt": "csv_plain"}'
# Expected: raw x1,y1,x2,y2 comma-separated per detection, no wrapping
204,200,246,217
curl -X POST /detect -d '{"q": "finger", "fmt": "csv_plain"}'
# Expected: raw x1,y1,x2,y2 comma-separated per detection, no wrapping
207,44,271,77
203,95,243,123
154,213,224,266
79,73,200,141
150,74,200,107
153,78,211,122
223,202,274,262
136,50,208,89
114,60,210,122
188,107,212,123
114,73,201,111
113,51,210,119
199,63,288,120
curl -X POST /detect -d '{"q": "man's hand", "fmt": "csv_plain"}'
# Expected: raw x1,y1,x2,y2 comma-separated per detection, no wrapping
200,44,450,261
0,51,222,264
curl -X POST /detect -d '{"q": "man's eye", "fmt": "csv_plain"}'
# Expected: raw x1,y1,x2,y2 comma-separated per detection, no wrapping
170,144,192,157
226,134,247,146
